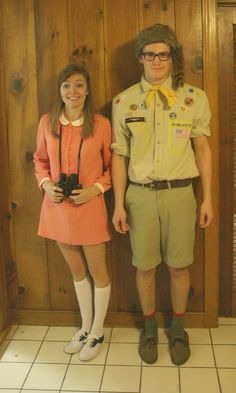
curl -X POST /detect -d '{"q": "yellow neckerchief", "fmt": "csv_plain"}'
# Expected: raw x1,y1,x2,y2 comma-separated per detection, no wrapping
146,84,177,108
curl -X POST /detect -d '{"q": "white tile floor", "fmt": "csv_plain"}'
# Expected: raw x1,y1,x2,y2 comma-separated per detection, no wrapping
0,318,236,393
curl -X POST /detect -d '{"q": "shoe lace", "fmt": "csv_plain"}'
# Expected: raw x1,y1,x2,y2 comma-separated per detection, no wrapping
72,331,88,342
88,335,104,348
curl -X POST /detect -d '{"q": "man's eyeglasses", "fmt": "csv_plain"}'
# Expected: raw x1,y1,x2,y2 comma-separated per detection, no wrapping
142,51,171,62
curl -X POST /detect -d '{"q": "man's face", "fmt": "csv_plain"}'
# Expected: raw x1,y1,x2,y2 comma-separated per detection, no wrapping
139,42,172,85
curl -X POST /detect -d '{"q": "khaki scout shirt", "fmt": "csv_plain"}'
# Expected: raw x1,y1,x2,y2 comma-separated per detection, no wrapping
111,75,211,183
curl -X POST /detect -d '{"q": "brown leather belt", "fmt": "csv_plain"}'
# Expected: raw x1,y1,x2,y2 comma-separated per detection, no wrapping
129,178,192,190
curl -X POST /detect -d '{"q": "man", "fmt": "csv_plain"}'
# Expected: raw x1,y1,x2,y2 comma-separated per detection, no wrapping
111,24,213,365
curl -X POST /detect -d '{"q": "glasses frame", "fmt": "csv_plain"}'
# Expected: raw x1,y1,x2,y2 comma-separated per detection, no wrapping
142,51,171,62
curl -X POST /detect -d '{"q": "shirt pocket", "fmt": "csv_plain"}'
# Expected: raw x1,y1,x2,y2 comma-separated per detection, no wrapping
168,120,192,154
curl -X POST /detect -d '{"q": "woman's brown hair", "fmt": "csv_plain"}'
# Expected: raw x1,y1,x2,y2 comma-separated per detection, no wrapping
50,63,94,137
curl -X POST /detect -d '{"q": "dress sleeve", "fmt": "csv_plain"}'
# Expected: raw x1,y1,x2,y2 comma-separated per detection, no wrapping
33,115,51,187
95,117,112,192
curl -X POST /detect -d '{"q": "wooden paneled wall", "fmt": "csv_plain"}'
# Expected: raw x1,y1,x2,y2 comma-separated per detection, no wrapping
0,0,219,327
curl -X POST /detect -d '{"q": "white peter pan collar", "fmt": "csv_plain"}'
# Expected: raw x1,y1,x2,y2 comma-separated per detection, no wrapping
59,113,84,126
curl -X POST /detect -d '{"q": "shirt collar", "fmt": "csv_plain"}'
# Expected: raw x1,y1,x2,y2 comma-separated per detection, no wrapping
140,75,173,93
59,113,84,126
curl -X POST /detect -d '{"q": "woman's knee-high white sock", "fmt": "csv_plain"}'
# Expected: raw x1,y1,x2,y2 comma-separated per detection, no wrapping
74,276,93,333
90,284,111,337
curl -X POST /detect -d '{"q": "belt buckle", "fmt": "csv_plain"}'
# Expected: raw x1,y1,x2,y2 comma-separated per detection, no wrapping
150,181,156,189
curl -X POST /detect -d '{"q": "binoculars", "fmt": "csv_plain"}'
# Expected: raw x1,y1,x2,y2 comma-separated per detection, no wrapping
56,173,82,197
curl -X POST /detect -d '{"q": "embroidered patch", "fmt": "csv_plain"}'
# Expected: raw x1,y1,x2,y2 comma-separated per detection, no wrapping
175,127,191,138
125,117,145,123
138,101,147,109
184,97,194,106
169,112,177,120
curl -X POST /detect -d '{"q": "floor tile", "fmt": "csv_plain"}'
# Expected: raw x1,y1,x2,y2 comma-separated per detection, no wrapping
180,368,220,393
35,341,70,363
214,344,236,367
101,365,140,392
12,325,48,341
107,343,141,365
111,327,139,343
23,363,67,390
218,368,236,393
211,325,236,344
142,344,174,367
158,328,169,343
141,366,179,393
62,364,103,391
1,340,41,363
218,317,236,325
180,345,215,367
185,328,211,344
45,326,77,341
0,363,31,388
6,325,18,339
71,342,108,365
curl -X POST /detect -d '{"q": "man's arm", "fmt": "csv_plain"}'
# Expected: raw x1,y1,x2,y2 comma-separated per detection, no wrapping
112,152,129,233
192,135,213,228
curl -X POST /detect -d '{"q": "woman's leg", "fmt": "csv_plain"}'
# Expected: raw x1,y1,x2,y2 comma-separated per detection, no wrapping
57,242,93,352
79,242,111,361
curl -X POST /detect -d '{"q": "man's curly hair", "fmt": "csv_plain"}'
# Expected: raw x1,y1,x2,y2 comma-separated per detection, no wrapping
135,24,184,90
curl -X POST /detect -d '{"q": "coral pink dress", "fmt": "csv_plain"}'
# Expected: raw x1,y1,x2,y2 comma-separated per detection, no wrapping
34,113,112,245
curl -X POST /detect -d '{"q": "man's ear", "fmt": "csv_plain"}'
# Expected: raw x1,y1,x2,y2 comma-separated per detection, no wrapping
139,55,144,65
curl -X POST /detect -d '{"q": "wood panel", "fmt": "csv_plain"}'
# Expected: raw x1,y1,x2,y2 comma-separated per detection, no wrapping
104,0,140,313
104,0,140,107
0,1,17,327
69,0,105,112
34,0,70,117
139,0,175,29
1,0,49,309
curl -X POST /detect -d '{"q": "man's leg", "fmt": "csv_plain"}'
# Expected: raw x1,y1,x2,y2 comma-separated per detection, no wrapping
168,266,191,365
136,267,158,364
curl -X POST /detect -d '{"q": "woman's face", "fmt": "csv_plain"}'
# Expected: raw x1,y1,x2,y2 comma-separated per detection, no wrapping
60,73,88,111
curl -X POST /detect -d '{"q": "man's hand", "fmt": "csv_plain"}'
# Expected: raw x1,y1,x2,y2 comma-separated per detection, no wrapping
199,199,214,228
112,207,129,233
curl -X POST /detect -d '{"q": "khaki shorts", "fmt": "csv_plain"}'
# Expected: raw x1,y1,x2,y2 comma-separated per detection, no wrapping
125,184,197,270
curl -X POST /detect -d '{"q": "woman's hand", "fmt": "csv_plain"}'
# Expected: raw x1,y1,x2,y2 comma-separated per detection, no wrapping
42,180,64,203
70,185,101,204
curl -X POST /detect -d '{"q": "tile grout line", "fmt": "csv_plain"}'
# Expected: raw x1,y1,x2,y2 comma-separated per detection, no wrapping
209,328,223,393
99,326,113,392
18,324,51,392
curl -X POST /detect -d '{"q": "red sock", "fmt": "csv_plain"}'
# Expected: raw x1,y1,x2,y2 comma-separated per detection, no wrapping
173,311,186,318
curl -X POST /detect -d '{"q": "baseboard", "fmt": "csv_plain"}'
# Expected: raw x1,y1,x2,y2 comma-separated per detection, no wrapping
12,309,212,328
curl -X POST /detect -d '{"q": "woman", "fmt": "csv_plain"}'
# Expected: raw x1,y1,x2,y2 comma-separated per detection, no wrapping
34,63,112,361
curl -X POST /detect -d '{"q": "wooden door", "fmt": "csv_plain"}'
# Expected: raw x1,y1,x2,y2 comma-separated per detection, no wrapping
218,2,236,316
